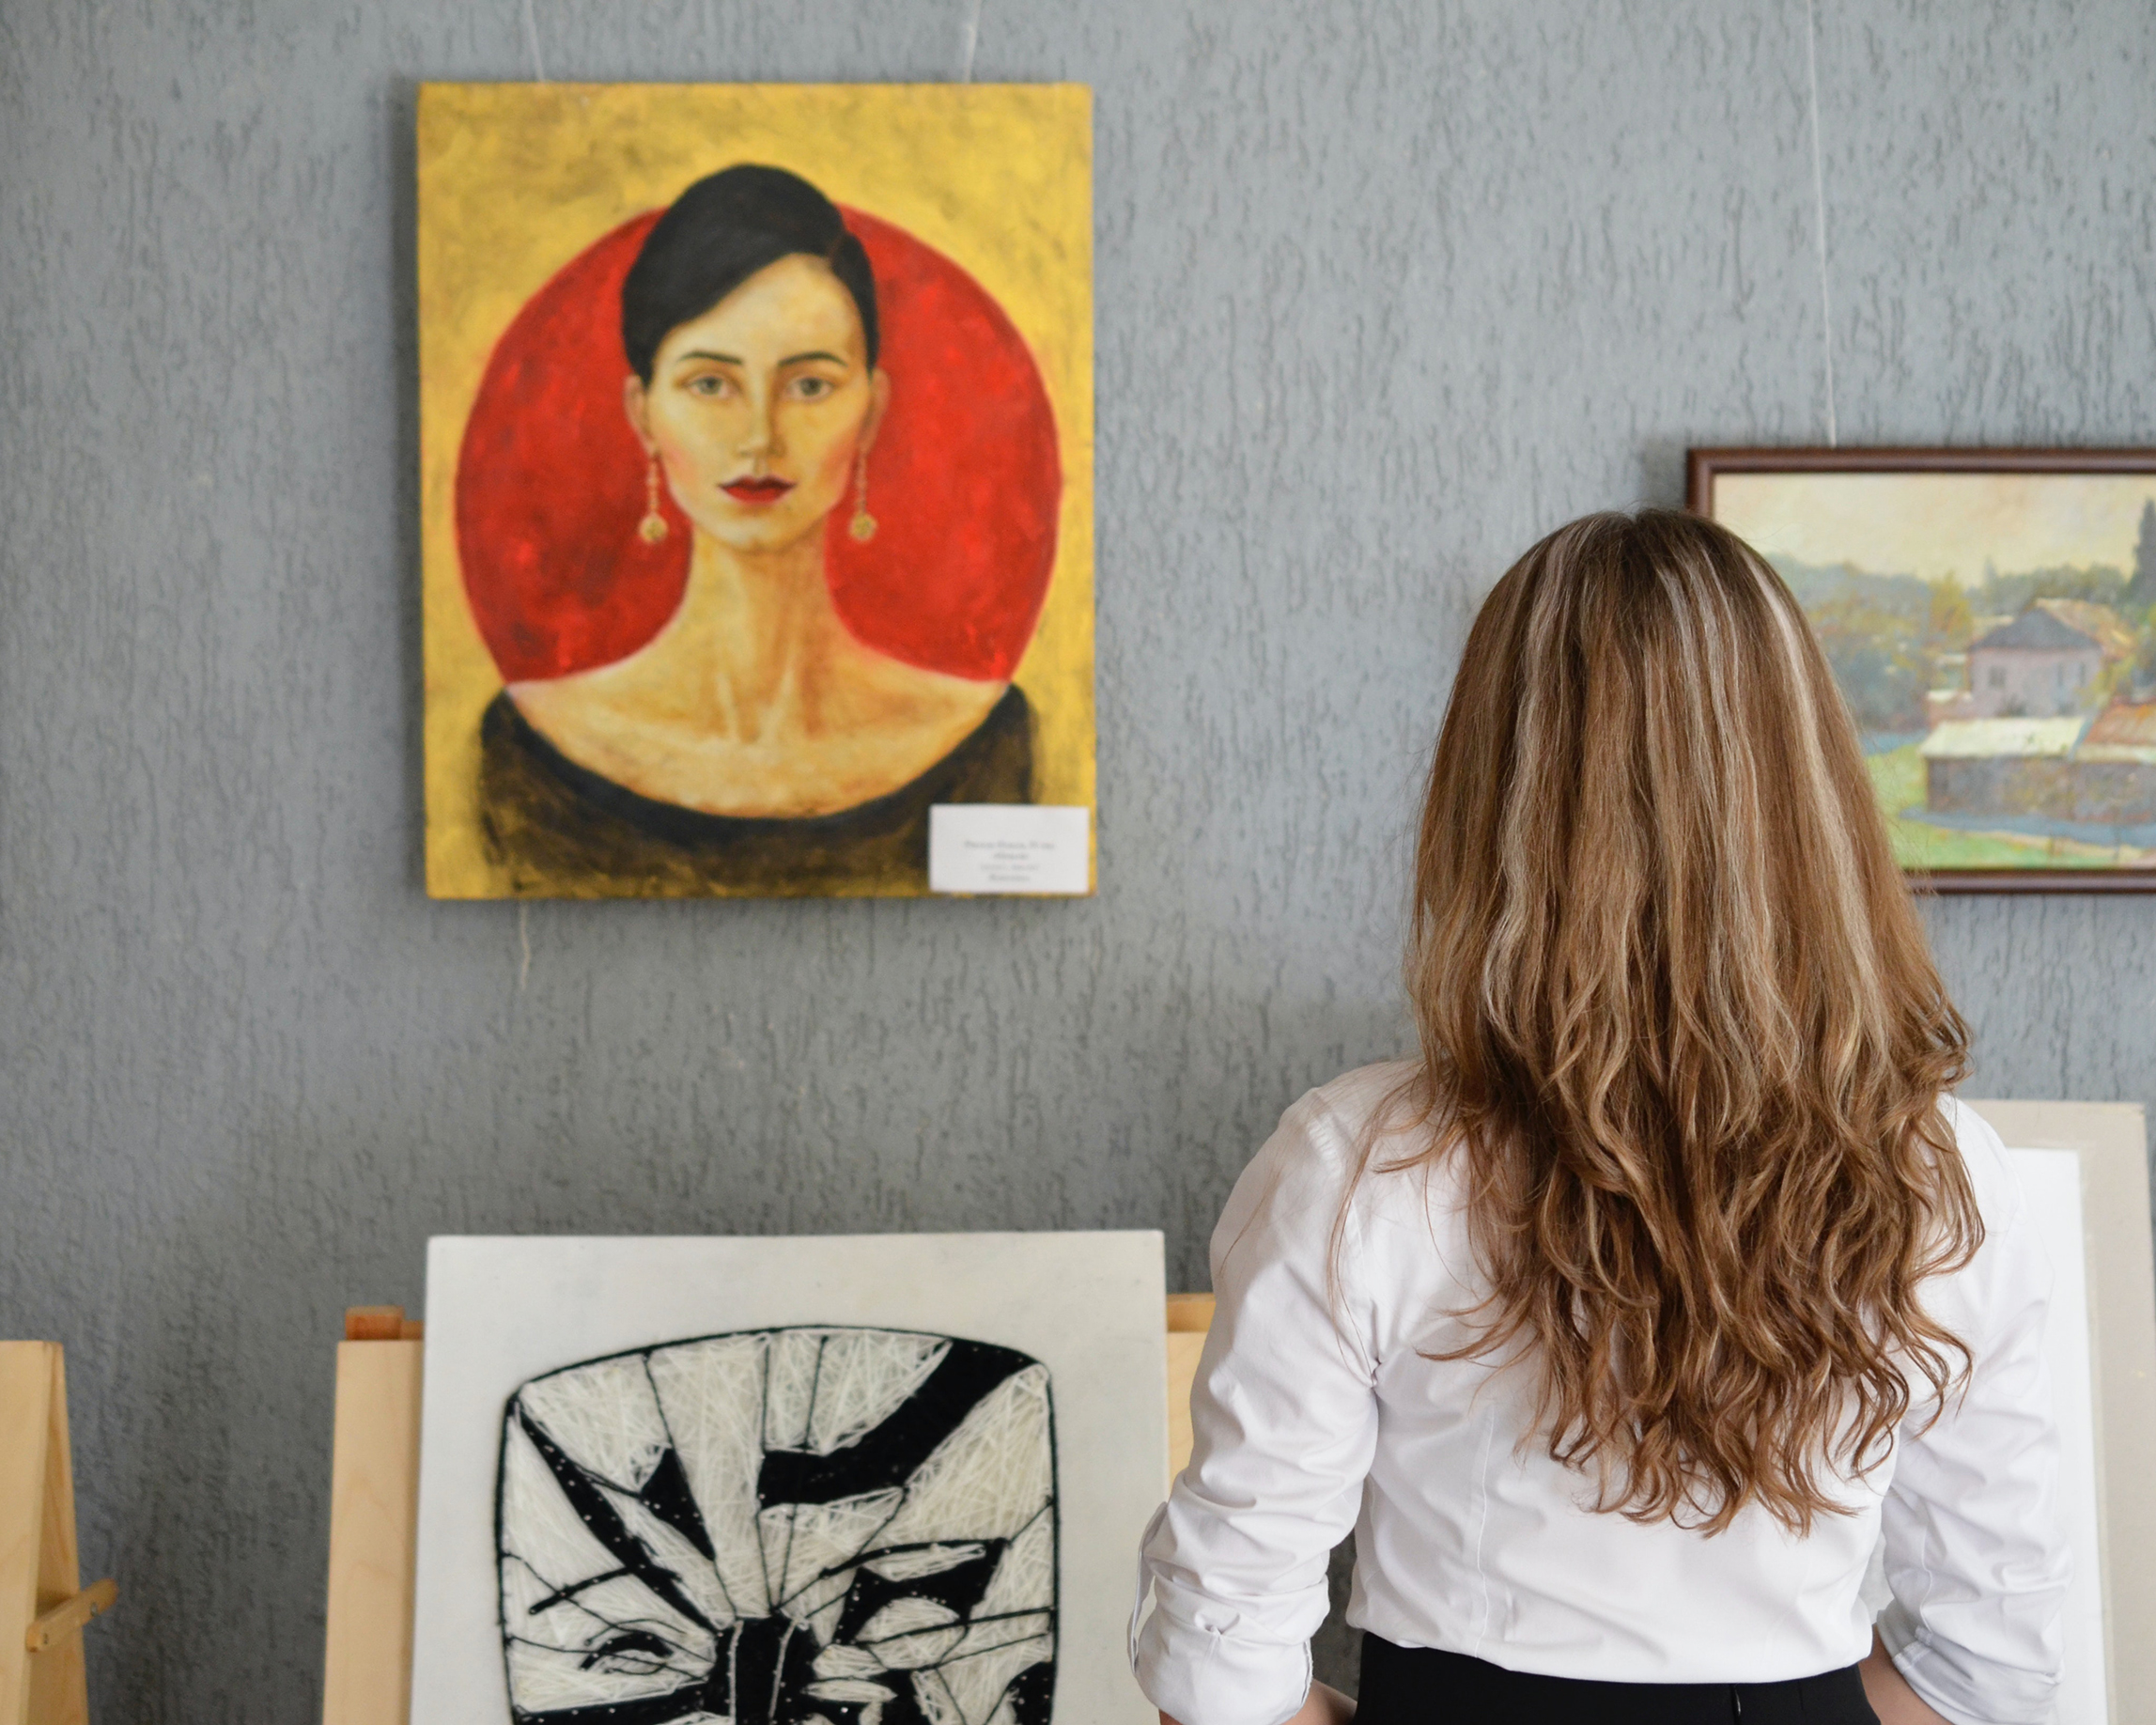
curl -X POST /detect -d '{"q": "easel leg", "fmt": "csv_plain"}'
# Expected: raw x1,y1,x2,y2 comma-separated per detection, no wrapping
1,1345,105,1725
0,1344,94,1725
25,1350,86,1725
322,1338,423,1725
0,1344,54,1724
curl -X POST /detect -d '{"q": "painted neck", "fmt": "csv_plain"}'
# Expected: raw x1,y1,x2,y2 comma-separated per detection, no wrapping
661,529,847,741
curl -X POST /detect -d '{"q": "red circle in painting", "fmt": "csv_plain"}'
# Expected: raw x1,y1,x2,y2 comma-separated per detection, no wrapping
455,207,1062,684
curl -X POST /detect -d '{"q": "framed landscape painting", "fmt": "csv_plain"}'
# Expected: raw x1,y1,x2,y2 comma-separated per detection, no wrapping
1691,449,2156,893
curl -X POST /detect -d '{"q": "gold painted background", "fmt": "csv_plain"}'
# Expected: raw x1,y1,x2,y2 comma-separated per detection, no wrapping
418,83,1095,897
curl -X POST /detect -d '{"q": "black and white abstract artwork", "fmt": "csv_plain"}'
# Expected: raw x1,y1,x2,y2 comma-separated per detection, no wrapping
410,1232,1163,1725
497,1329,1055,1725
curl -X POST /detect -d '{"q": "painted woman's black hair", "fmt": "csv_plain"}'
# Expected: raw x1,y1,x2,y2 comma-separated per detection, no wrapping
620,163,880,382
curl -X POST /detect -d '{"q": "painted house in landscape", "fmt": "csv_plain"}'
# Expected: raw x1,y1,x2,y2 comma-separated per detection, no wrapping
1932,599,2137,723
2075,701,2156,825
1920,705,2156,826
1921,717,2087,817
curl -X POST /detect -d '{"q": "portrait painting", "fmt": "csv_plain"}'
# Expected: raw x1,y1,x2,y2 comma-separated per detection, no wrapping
1692,449,2156,891
418,85,1094,898
408,1233,1166,1725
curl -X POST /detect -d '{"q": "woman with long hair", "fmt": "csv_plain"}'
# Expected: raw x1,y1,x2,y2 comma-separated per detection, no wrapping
1133,511,2065,1725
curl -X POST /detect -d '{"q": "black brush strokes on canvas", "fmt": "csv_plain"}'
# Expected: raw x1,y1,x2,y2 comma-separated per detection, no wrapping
492,1327,1060,1725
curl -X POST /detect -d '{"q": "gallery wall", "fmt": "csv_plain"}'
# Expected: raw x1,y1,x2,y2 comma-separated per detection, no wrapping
2,0,2151,1716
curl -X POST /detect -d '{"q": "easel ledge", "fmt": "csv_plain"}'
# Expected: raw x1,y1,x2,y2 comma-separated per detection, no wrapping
0,1344,117,1725
321,1296,1215,1725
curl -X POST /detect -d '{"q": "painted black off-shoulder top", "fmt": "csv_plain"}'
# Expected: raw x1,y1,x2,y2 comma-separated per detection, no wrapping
476,685,1033,897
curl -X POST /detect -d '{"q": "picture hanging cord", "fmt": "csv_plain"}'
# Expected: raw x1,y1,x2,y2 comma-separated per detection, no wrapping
960,0,985,82
523,0,549,85
1802,0,1838,448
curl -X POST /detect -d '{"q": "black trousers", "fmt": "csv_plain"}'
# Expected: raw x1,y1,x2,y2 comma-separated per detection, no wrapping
1355,1634,1881,1725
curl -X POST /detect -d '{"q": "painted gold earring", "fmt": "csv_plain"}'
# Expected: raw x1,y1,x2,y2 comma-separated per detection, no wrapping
638,456,669,544
848,450,877,542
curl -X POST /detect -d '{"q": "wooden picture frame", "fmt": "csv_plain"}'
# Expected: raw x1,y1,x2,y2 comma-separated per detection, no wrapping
1688,447,2156,894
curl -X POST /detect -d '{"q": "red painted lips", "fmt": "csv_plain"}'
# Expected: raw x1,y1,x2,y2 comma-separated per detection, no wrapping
721,476,796,504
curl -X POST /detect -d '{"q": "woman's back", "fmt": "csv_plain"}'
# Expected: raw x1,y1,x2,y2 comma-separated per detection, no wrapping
1140,1062,2061,1719
1133,512,2068,1725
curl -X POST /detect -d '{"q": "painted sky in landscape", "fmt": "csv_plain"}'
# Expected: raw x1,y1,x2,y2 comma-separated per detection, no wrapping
1714,473,2156,582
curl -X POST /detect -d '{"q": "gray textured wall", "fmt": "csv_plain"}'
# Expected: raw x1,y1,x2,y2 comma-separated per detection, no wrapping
2,0,2152,1717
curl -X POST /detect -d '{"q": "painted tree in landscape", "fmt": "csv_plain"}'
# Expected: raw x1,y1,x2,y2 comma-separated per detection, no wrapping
2127,499,2156,614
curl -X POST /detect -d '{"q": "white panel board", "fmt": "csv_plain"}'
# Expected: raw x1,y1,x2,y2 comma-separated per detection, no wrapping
409,1232,1166,1725
2008,1148,2108,1725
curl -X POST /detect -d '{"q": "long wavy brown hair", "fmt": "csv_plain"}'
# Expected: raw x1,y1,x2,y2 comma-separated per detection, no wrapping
1392,508,1979,1535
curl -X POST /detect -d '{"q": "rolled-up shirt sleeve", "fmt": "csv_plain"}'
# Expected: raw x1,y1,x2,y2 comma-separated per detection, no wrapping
1133,1093,1380,1725
1877,1109,2070,1725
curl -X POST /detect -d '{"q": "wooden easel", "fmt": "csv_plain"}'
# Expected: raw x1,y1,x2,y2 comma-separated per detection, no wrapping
322,1309,425,1725
0,1345,116,1725
322,1297,1214,1725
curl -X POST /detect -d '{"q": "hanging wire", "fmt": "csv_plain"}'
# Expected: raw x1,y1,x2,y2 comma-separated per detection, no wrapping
959,0,985,82
1802,0,1838,447
522,0,549,83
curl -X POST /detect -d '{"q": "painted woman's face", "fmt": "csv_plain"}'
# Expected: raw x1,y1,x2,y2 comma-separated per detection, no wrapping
627,254,888,557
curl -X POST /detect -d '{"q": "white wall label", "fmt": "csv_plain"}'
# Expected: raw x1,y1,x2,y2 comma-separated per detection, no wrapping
929,804,1092,895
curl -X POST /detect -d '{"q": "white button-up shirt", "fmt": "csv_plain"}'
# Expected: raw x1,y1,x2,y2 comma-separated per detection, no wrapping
1132,1064,2066,1725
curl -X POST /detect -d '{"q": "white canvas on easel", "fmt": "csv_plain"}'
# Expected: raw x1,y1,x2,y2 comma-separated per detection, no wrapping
1961,1100,2156,1725
2007,1149,2106,1725
407,1232,1166,1725
1854,1106,2152,1725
